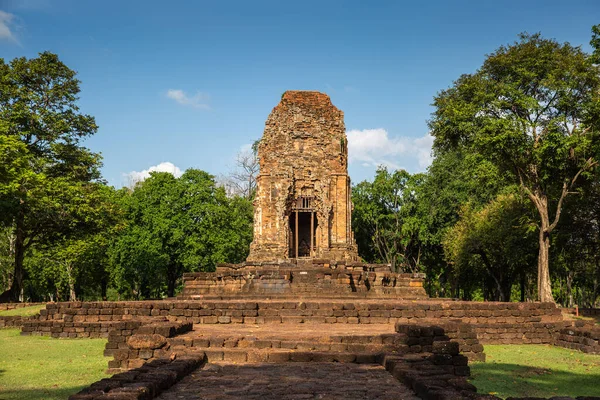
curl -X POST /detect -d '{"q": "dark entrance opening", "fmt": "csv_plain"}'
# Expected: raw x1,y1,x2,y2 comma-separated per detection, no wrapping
289,212,318,258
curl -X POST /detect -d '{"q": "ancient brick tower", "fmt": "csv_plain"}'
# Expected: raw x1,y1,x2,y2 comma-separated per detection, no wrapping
247,91,359,262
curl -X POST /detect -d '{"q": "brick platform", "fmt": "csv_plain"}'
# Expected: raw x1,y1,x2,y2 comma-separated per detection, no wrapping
179,261,427,299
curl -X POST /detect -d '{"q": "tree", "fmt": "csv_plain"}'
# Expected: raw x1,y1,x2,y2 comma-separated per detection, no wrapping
352,168,423,272
220,140,260,199
22,184,123,301
429,33,600,302
591,25,600,64
0,52,101,302
551,170,600,307
443,193,537,301
412,149,512,298
108,170,253,299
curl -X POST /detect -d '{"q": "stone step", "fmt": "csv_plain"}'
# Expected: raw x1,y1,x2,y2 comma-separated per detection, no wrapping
170,336,407,353
166,346,389,364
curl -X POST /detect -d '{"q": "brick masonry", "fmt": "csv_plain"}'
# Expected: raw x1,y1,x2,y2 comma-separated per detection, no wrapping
23,299,563,328
247,91,359,262
68,355,205,400
180,261,427,299
554,322,600,354
106,320,193,372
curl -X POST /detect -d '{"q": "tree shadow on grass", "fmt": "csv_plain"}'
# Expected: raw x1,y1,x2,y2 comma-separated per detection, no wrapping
470,362,600,399
0,385,89,400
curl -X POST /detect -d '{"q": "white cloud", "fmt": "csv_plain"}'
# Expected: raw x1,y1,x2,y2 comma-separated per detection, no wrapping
239,143,253,154
124,162,183,186
347,128,433,171
166,89,210,109
0,10,17,42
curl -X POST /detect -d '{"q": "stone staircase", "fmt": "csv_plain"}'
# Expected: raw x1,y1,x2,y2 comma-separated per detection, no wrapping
163,324,406,364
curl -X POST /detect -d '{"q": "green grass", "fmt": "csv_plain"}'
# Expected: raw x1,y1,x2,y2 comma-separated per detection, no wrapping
470,344,600,399
0,329,109,400
0,305,46,317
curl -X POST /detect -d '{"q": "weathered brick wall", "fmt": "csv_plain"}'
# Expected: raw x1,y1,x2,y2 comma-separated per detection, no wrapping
554,324,600,354
387,323,478,399
395,322,485,362
69,355,204,400
0,303,46,328
248,90,359,262
180,264,427,299
21,319,138,338
23,300,565,347
106,320,193,372
0,315,24,328
30,299,562,326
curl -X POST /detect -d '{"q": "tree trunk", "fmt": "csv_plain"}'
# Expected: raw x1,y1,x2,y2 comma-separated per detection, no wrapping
66,263,77,302
167,264,178,298
520,272,526,302
566,271,574,308
537,226,554,303
8,208,26,302
530,191,555,303
101,278,108,301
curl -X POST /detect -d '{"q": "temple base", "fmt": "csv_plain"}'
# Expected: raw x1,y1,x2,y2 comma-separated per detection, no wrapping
179,260,427,300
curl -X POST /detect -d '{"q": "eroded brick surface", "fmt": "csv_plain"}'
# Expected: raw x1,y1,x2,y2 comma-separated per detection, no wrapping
155,362,420,400
247,91,359,262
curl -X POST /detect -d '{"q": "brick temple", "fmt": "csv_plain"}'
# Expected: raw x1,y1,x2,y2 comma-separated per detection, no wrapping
179,91,427,299
247,91,358,261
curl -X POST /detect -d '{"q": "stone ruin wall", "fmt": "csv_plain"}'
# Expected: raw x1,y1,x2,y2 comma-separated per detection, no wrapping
247,91,358,262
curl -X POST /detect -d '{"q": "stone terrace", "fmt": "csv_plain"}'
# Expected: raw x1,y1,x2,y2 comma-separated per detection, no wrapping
23,299,563,339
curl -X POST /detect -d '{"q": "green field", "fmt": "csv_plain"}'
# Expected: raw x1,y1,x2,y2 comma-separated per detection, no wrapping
0,329,109,400
470,344,600,399
0,305,46,317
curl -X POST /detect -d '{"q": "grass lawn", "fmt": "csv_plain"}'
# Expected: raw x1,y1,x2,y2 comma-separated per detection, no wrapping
470,344,600,399
0,305,46,317
0,328,109,400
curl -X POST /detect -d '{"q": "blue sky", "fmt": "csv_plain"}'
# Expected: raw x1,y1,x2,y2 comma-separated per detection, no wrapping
1,0,599,187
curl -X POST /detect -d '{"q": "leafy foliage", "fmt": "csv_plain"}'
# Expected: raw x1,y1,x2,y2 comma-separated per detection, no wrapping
443,193,537,301
0,52,102,302
353,168,422,271
108,170,253,299
429,33,600,301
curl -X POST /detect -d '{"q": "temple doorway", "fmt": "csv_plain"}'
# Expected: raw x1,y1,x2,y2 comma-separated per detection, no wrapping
288,197,318,258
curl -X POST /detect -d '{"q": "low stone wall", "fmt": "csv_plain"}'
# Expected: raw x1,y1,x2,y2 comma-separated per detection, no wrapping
472,321,565,345
34,300,563,326
387,323,479,399
107,320,193,372
580,308,600,317
0,315,25,328
21,318,157,338
554,324,600,354
395,322,485,363
0,303,47,328
563,307,600,317
69,355,205,400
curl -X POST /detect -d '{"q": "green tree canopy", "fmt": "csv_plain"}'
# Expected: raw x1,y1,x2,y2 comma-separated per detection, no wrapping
443,193,537,301
352,168,423,272
108,170,253,299
429,33,600,302
0,52,102,302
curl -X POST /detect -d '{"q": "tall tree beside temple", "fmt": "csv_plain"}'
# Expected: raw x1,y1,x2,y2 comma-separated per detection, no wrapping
0,52,102,302
429,33,600,302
